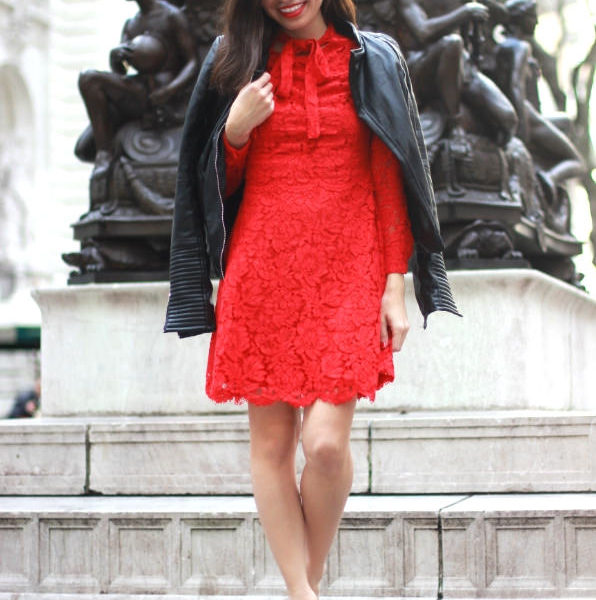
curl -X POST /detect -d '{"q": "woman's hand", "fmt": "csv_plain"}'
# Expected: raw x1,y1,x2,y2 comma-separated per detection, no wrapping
380,273,410,352
224,72,275,148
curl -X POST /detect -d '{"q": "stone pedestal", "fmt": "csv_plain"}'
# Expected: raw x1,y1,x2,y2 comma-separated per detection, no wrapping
32,269,596,416
1,269,593,598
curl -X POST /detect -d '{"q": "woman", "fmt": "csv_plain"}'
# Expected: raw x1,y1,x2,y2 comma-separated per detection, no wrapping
164,1,460,597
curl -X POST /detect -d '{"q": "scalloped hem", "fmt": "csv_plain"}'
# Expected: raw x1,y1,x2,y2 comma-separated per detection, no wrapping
205,371,395,408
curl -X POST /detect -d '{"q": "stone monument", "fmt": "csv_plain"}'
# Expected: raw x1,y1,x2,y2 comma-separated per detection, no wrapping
356,0,588,287
63,0,202,283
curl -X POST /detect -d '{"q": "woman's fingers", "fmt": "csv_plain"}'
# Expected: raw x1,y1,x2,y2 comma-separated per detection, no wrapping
389,318,409,352
249,72,272,94
254,71,271,85
225,72,275,146
380,314,389,348
380,278,409,352
380,307,409,351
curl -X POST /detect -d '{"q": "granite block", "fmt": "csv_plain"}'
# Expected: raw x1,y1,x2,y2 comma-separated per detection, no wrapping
0,421,86,494
88,416,369,495
371,412,596,493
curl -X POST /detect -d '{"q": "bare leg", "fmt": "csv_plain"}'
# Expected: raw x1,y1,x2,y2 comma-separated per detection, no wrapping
300,398,357,595
436,34,464,120
247,401,316,600
462,70,518,146
78,69,147,152
526,101,586,183
410,34,465,122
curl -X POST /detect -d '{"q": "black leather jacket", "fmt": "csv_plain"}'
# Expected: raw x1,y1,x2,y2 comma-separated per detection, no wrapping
164,19,461,338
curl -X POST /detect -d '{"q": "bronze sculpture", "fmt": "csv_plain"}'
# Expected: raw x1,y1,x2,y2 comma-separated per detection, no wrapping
64,0,200,281
356,0,585,283
65,0,590,287
488,0,584,202
76,0,198,177
394,0,518,146
480,0,585,282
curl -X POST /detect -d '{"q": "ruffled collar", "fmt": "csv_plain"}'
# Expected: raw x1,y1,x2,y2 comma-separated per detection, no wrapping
269,23,341,139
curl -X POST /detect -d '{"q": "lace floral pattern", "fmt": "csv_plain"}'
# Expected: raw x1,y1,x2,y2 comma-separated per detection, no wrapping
205,23,414,407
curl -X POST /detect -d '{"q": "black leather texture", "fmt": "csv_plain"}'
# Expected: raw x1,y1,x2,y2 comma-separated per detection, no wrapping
164,19,462,338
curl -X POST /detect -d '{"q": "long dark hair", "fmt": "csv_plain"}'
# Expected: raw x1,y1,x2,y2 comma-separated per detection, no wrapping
210,0,357,95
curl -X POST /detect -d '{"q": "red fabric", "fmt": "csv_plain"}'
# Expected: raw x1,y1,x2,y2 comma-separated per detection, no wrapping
206,23,414,407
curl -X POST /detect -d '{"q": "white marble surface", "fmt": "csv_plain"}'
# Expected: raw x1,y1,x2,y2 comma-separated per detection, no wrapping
1,411,595,495
1,493,596,597
0,421,86,494
87,417,370,494
441,493,596,514
0,494,467,514
371,411,596,493
32,269,596,417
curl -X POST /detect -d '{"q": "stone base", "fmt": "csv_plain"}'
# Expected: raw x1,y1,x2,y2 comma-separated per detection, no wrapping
67,270,168,285
1,494,595,597
31,269,596,416
2,411,595,495
444,257,531,270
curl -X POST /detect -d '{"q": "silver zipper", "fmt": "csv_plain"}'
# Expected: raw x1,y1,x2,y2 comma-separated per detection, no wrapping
213,121,227,280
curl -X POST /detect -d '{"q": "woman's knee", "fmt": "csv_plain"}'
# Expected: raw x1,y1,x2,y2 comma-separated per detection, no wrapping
302,435,350,476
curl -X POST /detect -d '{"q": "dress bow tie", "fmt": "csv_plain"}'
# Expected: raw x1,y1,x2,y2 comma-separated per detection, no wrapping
274,28,333,139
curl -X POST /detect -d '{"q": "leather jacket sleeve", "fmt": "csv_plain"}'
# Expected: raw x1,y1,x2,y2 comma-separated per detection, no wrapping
163,37,224,337
357,31,462,327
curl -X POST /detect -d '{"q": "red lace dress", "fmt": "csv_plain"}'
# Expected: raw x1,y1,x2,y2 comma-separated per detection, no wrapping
205,23,414,407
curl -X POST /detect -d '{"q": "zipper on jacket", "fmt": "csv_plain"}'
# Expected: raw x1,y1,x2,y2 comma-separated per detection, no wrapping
213,120,227,279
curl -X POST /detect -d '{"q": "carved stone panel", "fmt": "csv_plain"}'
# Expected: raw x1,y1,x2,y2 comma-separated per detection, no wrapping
107,517,175,593
180,517,249,594
38,518,102,592
0,517,35,591
327,516,397,595
485,517,557,591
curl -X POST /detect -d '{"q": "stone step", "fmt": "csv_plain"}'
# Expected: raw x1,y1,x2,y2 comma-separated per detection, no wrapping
0,597,583,600
1,411,595,495
0,596,408,600
1,494,596,597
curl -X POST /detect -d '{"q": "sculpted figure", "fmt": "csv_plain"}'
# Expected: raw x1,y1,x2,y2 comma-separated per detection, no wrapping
179,0,223,62
391,0,518,146
489,0,585,228
65,0,200,280
76,0,198,176
495,0,566,111
572,27,596,262
355,0,585,282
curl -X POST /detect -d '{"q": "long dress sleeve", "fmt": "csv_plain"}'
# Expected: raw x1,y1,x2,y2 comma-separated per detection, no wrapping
370,133,415,274
223,130,252,198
